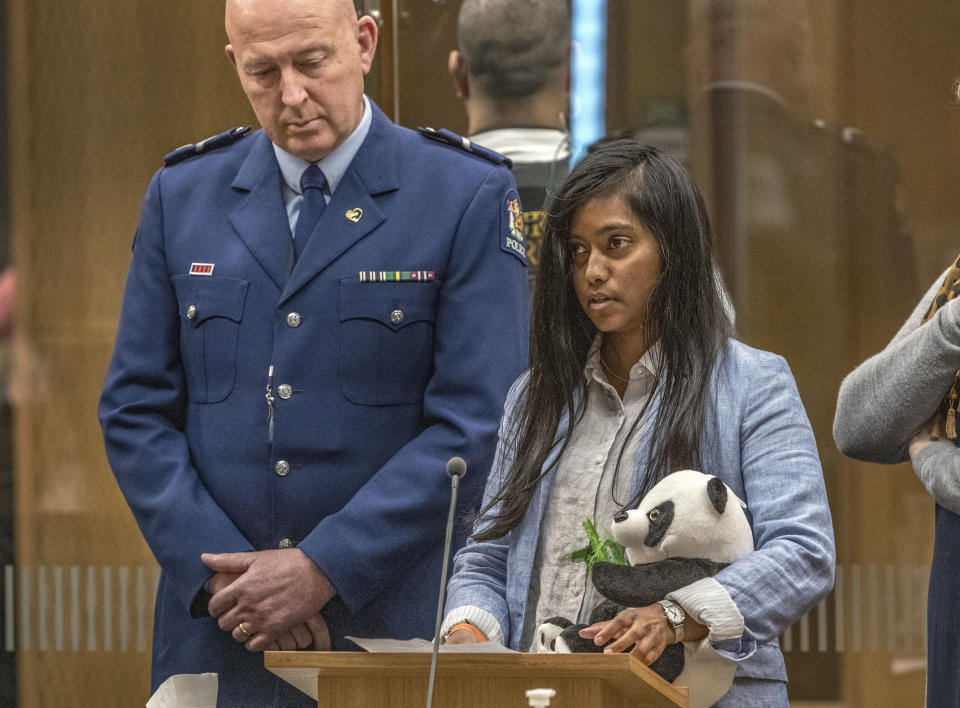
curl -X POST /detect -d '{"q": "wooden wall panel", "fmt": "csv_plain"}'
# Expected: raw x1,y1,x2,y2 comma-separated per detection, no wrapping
8,1,255,705
838,0,960,282
681,1,946,705
394,0,463,134
606,0,688,134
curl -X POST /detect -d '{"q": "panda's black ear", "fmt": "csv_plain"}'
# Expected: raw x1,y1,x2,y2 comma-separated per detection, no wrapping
707,477,727,514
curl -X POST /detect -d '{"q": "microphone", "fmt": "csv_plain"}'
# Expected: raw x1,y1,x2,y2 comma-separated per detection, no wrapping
426,456,467,708
445,456,467,480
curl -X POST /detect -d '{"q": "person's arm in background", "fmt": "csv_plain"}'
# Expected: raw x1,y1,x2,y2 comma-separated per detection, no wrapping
835,265,960,514
834,268,959,463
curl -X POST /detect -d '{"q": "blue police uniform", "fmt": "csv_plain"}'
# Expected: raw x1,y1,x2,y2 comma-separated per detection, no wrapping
98,100,530,705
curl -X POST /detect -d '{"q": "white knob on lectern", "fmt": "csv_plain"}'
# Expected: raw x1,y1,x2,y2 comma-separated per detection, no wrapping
526,688,557,707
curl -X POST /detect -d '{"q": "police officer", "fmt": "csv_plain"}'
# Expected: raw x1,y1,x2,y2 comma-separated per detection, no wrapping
98,0,529,704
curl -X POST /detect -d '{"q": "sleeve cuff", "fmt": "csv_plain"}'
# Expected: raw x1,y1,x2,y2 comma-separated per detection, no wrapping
440,605,505,645
667,577,756,661
913,440,960,515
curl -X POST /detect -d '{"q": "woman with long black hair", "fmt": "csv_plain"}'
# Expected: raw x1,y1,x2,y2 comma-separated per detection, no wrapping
441,140,834,706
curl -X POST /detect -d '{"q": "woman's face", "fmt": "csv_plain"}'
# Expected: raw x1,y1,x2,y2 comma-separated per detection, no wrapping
569,194,662,342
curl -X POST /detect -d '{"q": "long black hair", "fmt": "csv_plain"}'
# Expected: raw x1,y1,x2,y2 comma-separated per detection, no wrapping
473,140,732,541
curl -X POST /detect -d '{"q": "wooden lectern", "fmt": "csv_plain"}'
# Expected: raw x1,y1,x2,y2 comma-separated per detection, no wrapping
265,651,689,707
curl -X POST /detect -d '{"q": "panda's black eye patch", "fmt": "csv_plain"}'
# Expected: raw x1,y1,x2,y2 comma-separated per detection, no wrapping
550,638,556,651
644,501,675,547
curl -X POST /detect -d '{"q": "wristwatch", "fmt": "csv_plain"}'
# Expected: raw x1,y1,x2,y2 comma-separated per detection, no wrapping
657,600,686,643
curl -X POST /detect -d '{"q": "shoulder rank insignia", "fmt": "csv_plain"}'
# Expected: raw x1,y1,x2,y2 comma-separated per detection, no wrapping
417,127,513,168
163,126,252,166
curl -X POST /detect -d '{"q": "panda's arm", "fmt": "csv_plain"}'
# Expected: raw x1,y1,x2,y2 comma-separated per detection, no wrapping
591,558,729,607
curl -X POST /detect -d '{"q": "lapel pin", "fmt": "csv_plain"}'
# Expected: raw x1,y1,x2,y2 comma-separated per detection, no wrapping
345,208,363,223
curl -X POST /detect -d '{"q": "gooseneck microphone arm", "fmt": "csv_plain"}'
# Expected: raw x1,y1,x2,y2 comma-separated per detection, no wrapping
425,456,467,708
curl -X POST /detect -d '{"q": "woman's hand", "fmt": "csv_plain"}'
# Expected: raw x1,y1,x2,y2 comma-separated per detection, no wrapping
578,605,674,665
445,628,481,644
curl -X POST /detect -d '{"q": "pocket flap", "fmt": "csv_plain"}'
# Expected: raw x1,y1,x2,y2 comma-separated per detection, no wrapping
171,275,249,326
339,279,440,330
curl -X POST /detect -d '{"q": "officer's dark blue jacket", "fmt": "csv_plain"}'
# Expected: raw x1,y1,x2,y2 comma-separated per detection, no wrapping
98,100,530,704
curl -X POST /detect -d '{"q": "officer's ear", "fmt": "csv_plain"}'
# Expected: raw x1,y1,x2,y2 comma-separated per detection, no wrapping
225,44,238,70
448,50,469,100
357,14,379,75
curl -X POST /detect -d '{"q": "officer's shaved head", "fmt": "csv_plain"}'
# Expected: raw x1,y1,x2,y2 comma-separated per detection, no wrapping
225,0,357,41
223,0,376,161
456,0,570,100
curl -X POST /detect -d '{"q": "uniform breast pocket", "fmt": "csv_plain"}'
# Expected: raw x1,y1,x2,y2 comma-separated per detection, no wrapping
171,275,249,404
338,279,440,406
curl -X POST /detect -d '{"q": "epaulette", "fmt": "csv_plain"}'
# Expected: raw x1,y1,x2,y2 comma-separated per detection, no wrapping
163,126,252,166
417,127,513,168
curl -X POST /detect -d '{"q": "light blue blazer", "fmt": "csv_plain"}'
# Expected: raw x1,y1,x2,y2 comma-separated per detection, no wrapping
445,339,835,683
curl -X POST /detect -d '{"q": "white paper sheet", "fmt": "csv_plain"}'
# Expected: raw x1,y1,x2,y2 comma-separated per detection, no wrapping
145,673,218,708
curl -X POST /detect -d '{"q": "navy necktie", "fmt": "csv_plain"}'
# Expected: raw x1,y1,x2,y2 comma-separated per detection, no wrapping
294,164,327,262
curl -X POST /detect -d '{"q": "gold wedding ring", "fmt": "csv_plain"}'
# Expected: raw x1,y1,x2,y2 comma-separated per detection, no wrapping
237,622,251,638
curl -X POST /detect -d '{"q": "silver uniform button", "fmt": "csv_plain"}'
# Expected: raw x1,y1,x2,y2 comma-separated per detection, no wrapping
277,384,293,399
186,305,197,319
390,309,404,324
275,460,290,476
278,538,294,549
286,312,302,328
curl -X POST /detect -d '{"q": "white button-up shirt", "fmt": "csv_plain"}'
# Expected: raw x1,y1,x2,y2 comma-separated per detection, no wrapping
522,336,660,650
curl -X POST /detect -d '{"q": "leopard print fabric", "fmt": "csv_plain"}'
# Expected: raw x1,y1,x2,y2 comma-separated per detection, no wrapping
921,253,960,441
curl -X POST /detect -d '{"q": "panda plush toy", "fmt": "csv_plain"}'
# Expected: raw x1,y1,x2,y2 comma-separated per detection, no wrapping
535,470,754,708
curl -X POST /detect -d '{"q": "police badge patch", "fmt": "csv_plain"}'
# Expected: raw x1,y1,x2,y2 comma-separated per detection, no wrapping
501,192,528,265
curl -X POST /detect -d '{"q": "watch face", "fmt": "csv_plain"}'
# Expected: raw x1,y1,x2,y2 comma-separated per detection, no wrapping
664,605,684,624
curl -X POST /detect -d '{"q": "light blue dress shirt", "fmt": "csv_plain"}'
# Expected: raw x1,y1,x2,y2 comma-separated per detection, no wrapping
273,94,374,235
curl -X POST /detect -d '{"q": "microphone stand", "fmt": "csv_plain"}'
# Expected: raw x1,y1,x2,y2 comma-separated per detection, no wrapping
426,457,466,708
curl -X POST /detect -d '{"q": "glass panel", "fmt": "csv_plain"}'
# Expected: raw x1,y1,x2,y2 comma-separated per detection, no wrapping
4,0,959,705
386,1,958,705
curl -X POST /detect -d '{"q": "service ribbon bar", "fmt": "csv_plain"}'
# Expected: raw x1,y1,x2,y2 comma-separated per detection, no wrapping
359,270,436,283
189,263,215,276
